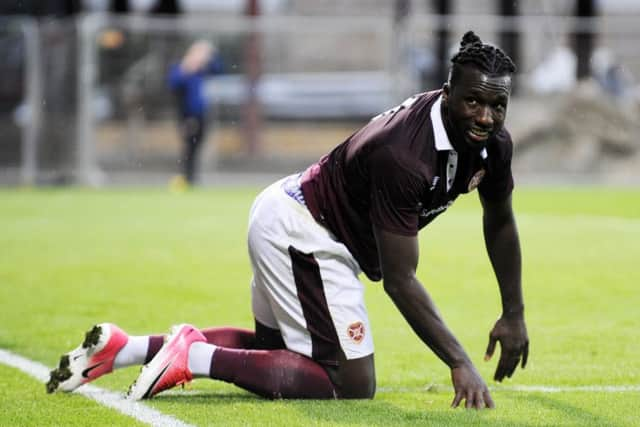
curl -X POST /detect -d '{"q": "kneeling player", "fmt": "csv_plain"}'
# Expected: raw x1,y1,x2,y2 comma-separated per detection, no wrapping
48,31,528,409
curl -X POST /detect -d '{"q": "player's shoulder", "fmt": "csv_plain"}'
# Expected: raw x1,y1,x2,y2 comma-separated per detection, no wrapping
496,126,513,141
491,126,514,151
405,90,442,111
484,126,515,168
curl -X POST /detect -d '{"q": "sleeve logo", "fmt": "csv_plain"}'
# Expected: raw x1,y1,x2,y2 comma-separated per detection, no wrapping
468,169,486,192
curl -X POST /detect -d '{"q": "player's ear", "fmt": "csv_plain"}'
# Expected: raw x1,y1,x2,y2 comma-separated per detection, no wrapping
442,82,450,103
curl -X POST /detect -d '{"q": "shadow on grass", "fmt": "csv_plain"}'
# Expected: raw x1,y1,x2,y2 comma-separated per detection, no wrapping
150,389,621,427
524,394,617,426
152,391,497,426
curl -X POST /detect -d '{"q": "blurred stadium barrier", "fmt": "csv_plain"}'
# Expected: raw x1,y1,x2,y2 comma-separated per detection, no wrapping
0,17,79,186
1,13,639,186
63,14,398,185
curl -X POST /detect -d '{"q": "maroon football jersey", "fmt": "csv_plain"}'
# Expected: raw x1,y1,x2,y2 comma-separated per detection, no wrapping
301,90,514,281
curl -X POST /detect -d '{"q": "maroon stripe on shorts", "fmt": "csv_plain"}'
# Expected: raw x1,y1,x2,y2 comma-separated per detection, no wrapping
288,245,340,366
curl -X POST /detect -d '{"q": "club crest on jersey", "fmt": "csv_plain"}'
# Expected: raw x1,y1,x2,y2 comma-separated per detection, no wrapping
468,169,486,192
347,321,365,344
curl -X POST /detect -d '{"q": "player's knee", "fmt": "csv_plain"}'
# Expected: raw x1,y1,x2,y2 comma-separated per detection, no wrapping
338,374,376,399
331,354,376,399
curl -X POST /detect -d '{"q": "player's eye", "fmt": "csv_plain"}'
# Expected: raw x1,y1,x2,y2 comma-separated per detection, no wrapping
465,98,478,107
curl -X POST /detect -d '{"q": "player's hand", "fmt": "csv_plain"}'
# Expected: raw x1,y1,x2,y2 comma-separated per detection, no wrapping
484,315,529,382
450,363,495,409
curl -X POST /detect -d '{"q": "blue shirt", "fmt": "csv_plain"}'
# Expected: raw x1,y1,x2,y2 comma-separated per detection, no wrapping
168,57,223,117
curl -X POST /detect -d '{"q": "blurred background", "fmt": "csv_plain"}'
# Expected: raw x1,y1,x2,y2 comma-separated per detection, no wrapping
1,0,639,187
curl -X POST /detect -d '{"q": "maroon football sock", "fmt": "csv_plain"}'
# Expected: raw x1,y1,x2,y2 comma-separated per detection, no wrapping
200,327,256,349
144,327,255,363
210,347,337,399
144,335,165,364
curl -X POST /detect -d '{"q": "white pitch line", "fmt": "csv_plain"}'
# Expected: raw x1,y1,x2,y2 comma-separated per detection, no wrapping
378,384,640,393
3,347,638,419
500,384,640,393
0,349,195,427
518,213,640,229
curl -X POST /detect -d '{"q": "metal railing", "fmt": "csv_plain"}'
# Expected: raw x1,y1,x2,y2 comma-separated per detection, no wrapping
1,13,639,186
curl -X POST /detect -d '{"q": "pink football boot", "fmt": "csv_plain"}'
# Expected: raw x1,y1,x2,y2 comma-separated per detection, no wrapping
46,323,128,393
126,324,205,400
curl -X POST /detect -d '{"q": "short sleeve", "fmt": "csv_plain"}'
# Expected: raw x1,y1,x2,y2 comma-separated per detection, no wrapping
368,146,426,236
478,128,514,201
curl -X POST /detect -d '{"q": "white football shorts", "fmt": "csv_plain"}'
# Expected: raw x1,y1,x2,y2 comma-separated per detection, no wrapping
247,174,374,365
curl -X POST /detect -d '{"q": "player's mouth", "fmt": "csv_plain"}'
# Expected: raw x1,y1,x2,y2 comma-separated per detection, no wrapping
466,127,490,143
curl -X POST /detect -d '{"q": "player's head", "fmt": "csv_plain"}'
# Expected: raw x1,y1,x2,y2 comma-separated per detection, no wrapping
182,40,216,72
442,31,516,151
448,31,516,86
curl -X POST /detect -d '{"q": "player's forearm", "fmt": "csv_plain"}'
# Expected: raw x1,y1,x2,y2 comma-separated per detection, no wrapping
483,210,524,317
384,276,471,369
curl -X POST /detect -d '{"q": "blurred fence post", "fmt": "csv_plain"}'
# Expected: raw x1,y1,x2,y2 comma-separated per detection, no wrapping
392,0,411,98
244,0,262,156
574,0,597,80
432,0,451,86
498,0,520,93
20,18,42,186
75,13,103,186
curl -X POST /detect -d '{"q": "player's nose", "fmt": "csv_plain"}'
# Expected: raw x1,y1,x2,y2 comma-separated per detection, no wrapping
475,105,493,128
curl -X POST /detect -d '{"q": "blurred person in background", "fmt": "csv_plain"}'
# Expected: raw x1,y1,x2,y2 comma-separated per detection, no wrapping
168,40,223,188
47,31,528,410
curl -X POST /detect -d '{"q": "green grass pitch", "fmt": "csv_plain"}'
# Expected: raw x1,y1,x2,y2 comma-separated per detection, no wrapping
0,186,638,426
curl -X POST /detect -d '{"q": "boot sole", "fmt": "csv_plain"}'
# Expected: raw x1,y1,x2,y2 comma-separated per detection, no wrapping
46,325,103,393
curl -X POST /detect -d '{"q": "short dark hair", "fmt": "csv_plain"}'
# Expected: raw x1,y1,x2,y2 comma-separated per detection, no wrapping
449,31,516,84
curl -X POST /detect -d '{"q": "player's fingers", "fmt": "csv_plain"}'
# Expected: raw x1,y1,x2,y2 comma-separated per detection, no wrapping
506,355,520,378
521,341,529,369
465,391,474,409
484,389,495,409
473,391,485,409
451,390,463,408
484,335,497,361
493,366,502,382
494,351,509,381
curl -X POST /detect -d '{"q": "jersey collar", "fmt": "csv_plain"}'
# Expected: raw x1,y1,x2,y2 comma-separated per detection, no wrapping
430,95,453,151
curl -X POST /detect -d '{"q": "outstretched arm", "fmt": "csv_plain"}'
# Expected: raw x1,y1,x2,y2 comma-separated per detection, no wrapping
373,225,494,409
480,193,529,381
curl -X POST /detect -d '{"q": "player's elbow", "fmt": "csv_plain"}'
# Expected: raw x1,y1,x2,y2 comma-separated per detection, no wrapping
382,273,414,298
383,279,401,297
383,269,428,314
